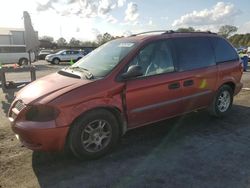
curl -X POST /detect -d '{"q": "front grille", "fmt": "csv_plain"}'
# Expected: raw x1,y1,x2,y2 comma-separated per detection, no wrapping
14,100,26,112
10,100,26,120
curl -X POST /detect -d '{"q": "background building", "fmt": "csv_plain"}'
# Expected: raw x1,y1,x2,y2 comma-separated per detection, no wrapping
0,28,26,45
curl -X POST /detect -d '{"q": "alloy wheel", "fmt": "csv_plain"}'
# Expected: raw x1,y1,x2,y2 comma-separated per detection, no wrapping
81,120,112,153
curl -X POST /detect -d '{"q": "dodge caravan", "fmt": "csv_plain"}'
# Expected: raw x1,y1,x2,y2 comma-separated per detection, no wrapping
8,31,243,159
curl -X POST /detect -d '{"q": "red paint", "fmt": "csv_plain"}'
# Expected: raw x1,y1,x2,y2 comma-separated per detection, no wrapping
8,33,243,152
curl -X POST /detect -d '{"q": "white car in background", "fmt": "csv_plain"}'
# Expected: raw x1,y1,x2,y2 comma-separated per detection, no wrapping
0,45,35,66
45,49,85,64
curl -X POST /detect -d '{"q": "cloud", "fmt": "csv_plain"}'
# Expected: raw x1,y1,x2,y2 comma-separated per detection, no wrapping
92,28,101,36
172,2,241,29
125,2,139,23
36,0,124,24
238,21,250,34
106,15,118,23
148,18,153,26
36,0,59,11
117,0,126,7
98,0,116,16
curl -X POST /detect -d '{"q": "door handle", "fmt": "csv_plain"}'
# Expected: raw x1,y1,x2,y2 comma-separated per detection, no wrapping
168,82,180,89
183,80,194,87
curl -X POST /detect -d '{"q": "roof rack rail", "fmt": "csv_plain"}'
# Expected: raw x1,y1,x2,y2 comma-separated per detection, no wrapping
130,30,217,37
173,31,217,35
130,30,173,36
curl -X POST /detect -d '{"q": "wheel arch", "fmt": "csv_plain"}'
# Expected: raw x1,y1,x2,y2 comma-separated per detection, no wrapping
220,81,235,93
18,57,28,62
64,106,127,151
18,57,28,66
52,57,61,61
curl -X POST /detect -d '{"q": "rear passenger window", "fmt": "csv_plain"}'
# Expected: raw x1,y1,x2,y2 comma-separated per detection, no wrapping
172,37,215,71
211,37,239,63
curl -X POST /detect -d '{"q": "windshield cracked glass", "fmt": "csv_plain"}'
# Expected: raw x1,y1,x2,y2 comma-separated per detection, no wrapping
70,39,137,78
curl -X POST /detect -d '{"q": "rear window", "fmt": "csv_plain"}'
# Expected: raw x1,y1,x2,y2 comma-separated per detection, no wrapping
210,37,239,63
171,37,215,71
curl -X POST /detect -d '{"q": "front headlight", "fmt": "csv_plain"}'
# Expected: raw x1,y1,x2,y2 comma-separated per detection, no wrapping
45,55,51,59
25,105,59,122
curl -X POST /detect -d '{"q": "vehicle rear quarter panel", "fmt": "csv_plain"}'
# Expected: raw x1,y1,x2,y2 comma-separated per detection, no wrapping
217,61,243,91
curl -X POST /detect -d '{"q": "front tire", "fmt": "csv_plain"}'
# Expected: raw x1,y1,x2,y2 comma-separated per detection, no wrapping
52,58,60,64
68,109,120,159
209,85,233,117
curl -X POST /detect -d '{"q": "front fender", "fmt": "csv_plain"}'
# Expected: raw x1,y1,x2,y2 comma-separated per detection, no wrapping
55,95,125,128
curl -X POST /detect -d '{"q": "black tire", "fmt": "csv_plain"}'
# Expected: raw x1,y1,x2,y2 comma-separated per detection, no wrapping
18,58,28,66
209,85,233,117
52,58,60,64
68,109,120,159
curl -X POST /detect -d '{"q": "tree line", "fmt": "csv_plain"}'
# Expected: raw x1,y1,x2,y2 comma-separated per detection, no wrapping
40,25,250,49
40,32,117,48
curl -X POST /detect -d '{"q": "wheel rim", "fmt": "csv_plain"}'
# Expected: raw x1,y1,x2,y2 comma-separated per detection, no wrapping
23,59,28,65
217,90,231,112
81,120,112,153
54,59,59,64
20,59,28,66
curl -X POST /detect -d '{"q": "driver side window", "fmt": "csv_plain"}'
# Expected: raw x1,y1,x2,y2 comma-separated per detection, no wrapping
127,40,174,77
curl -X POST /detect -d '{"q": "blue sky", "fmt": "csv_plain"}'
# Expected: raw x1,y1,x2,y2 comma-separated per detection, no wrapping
0,0,249,41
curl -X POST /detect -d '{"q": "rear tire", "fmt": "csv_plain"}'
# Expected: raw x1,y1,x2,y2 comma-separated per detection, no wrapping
68,109,120,159
18,58,28,66
209,85,233,117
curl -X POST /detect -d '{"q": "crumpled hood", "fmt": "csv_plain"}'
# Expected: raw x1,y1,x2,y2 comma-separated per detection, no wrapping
17,72,92,104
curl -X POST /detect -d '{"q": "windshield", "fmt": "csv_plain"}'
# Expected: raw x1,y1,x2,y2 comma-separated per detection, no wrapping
56,50,65,54
71,39,137,77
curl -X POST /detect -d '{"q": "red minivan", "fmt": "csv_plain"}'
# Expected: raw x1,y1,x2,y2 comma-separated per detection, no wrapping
8,31,243,159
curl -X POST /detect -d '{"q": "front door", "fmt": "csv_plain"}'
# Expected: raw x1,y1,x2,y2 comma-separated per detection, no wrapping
125,40,189,128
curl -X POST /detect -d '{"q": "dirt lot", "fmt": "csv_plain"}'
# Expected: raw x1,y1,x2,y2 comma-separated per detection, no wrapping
1,61,250,188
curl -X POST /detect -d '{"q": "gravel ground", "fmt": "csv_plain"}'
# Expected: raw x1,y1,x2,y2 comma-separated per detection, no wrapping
1,61,250,188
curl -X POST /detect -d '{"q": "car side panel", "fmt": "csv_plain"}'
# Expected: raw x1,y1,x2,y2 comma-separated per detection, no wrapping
125,73,191,128
216,61,243,92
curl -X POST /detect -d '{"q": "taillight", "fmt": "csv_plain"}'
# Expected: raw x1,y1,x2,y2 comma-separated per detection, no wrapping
25,105,59,122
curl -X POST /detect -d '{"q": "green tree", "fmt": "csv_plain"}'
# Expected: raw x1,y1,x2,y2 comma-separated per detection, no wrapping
57,37,67,47
80,41,98,47
96,32,114,46
176,27,195,32
218,25,238,38
68,37,80,47
40,35,54,42
229,33,250,47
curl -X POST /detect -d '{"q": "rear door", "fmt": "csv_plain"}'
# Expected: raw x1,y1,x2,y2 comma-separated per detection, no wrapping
71,50,81,60
124,40,189,128
170,36,218,110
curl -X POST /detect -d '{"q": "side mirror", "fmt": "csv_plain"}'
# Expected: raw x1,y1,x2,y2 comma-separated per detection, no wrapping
121,65,143,79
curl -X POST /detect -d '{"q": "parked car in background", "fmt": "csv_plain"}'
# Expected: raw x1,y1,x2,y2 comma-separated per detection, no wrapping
247,47,250,61
38,49,54,60
45,49,85,64
0,45,35,66
9,31,243,159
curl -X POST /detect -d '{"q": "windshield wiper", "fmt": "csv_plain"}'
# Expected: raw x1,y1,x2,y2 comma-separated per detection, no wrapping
68,66,94,79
